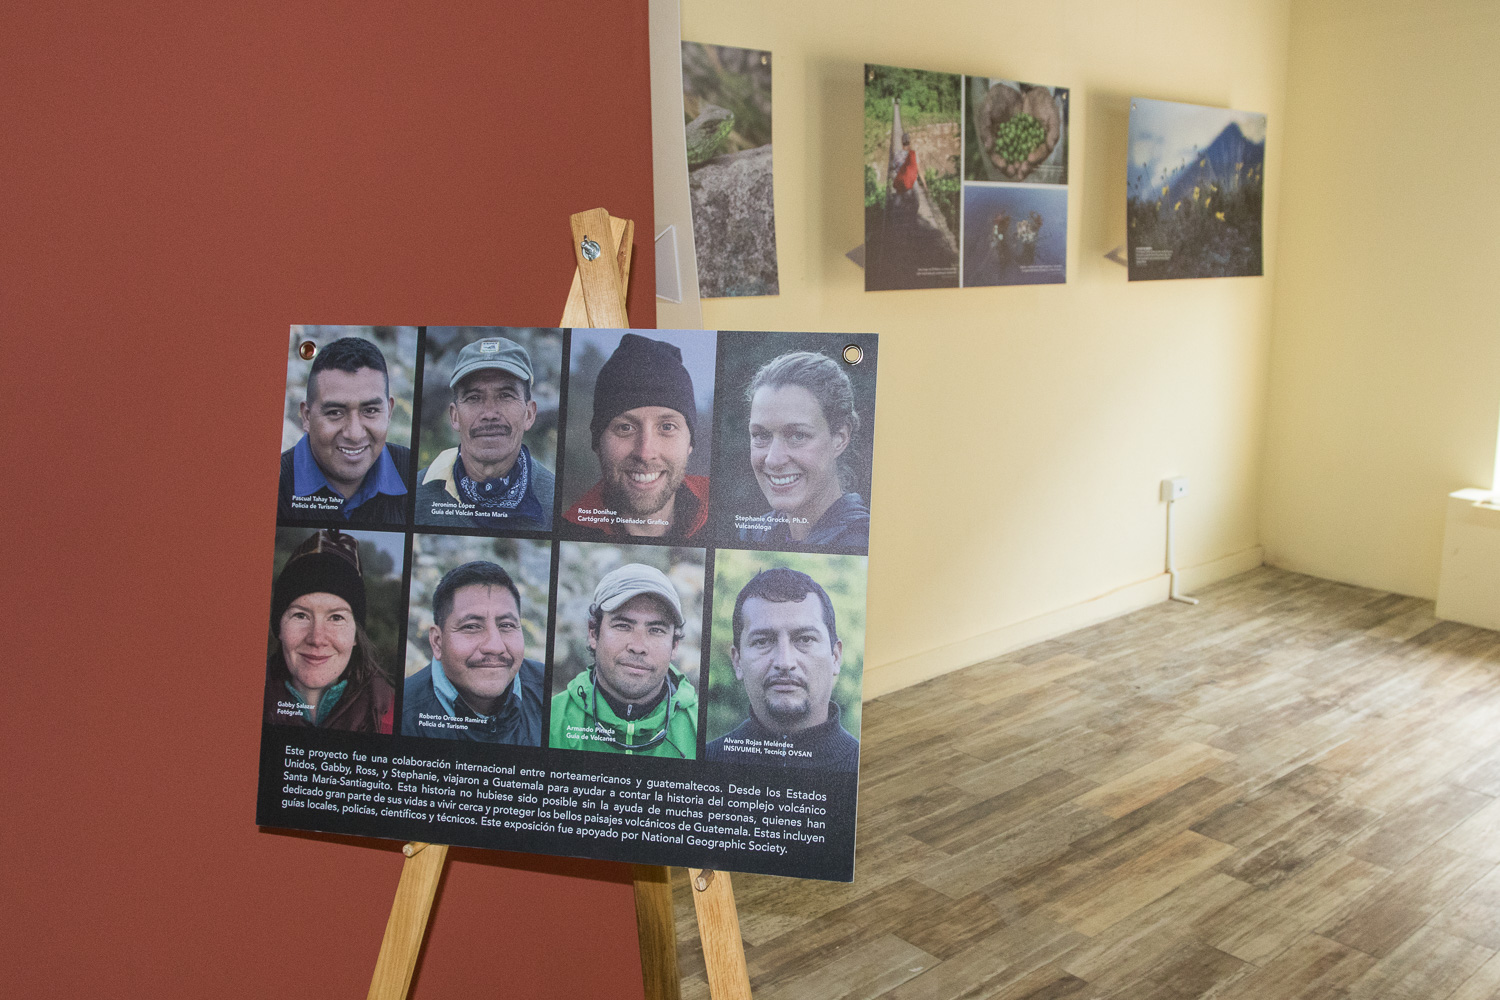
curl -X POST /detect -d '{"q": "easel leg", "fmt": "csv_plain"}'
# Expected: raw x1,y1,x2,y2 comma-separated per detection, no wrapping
633,865,683,1000
365,211,752,1000
690,869,752,999
368,842,450,1000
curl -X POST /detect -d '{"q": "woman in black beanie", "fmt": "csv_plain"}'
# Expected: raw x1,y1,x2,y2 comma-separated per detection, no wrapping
264,529,395,732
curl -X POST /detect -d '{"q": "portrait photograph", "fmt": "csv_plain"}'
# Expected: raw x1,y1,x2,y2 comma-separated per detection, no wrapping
710,331,877,553
414,327,563,533
278,325,418,527
402,534,553,745
704,549,867,772
559,328,717,544
265,526,405,734
549,540,706,759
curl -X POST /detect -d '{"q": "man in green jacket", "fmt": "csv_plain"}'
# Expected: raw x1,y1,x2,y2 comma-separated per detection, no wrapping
550,563,698,758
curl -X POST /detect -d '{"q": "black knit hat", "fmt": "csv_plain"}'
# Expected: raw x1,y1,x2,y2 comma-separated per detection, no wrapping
272,529,367,629
589,334,697,446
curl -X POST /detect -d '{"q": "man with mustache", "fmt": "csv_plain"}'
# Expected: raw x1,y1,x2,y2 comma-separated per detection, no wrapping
416,335,555,530
564,333,709,540
278,336,412,525
706,567,859,771
403,560,544,744
550,563,699,758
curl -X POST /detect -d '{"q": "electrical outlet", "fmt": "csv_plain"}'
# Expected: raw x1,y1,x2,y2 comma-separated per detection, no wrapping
1161,477,1189,502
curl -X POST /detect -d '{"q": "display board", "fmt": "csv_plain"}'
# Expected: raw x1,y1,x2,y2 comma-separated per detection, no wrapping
260,325,876,881
864,64,1069,290
1127,98,1266,280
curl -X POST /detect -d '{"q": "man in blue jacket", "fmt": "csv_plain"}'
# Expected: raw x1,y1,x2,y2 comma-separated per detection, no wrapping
403,560,544,744
278,336,411,525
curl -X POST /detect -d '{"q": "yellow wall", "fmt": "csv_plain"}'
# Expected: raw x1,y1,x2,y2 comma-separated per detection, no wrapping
1261,0,1500,599
681,0,1290,693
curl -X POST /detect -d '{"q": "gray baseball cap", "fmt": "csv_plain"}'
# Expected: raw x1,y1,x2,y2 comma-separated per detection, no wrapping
591,563,685,627
449,336,534,389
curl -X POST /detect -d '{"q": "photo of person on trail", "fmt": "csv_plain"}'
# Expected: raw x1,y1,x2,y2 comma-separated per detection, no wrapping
863,64,961,291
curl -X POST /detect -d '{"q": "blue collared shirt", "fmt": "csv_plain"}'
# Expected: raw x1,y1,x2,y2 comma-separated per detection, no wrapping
291,434,407,518
430,659,519,719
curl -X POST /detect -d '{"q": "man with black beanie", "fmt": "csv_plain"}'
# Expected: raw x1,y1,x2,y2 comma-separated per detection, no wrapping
564,333,710,540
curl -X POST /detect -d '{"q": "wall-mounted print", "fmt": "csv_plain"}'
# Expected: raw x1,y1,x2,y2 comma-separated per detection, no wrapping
962,184,1067,286
964,78,1069,185
1127,98,1266,280
864,65,1071,291
863,65,962,291
682,42,779,298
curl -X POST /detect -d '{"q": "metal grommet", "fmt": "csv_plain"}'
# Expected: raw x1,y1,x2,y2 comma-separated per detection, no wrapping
580,237,602,262
298,340,317,360
841,344,864,365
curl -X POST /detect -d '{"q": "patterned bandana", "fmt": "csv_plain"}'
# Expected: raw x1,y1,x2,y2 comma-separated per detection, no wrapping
457,445,532,509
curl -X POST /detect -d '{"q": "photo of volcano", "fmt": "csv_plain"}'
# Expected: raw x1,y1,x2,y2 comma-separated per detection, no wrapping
1127,98,1265,280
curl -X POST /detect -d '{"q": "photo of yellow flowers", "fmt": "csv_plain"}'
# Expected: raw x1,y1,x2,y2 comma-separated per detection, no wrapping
1127,98,1265,280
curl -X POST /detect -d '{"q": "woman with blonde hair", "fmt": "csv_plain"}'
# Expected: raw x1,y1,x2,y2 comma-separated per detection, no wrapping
739,351,869,549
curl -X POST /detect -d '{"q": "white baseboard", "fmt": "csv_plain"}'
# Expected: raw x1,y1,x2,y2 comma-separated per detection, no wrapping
863,545,1264,700
1177,544,1266,595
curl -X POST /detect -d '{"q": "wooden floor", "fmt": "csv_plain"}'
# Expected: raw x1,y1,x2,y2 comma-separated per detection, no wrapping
671,567,1500,999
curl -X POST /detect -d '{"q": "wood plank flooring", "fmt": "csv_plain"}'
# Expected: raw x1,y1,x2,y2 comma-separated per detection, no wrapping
670,568,1500,999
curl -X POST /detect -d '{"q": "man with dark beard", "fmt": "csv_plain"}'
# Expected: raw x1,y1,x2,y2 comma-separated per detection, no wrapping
564,334,709,540
706,567,859,771
416,335,555,530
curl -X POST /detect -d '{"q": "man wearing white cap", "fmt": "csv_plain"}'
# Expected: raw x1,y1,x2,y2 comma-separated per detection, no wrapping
416,335,555,530
549,563,699,758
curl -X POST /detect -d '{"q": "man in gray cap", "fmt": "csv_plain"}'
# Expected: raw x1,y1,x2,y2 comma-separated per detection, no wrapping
549,563,699,758
416,334,555,530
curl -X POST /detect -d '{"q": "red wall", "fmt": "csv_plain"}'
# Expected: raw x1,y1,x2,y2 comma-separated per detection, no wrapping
1,3,655,997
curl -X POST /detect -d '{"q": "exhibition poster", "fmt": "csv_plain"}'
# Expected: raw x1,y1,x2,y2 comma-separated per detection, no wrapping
260,325,877,881
864,64,1069,291
1127,98,1266,280
682,42,780,298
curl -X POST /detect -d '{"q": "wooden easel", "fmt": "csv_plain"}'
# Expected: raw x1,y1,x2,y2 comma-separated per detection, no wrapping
366,209,753,1000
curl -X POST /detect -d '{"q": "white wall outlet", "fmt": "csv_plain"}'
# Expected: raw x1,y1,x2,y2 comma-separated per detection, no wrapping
1161,477,1189,502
